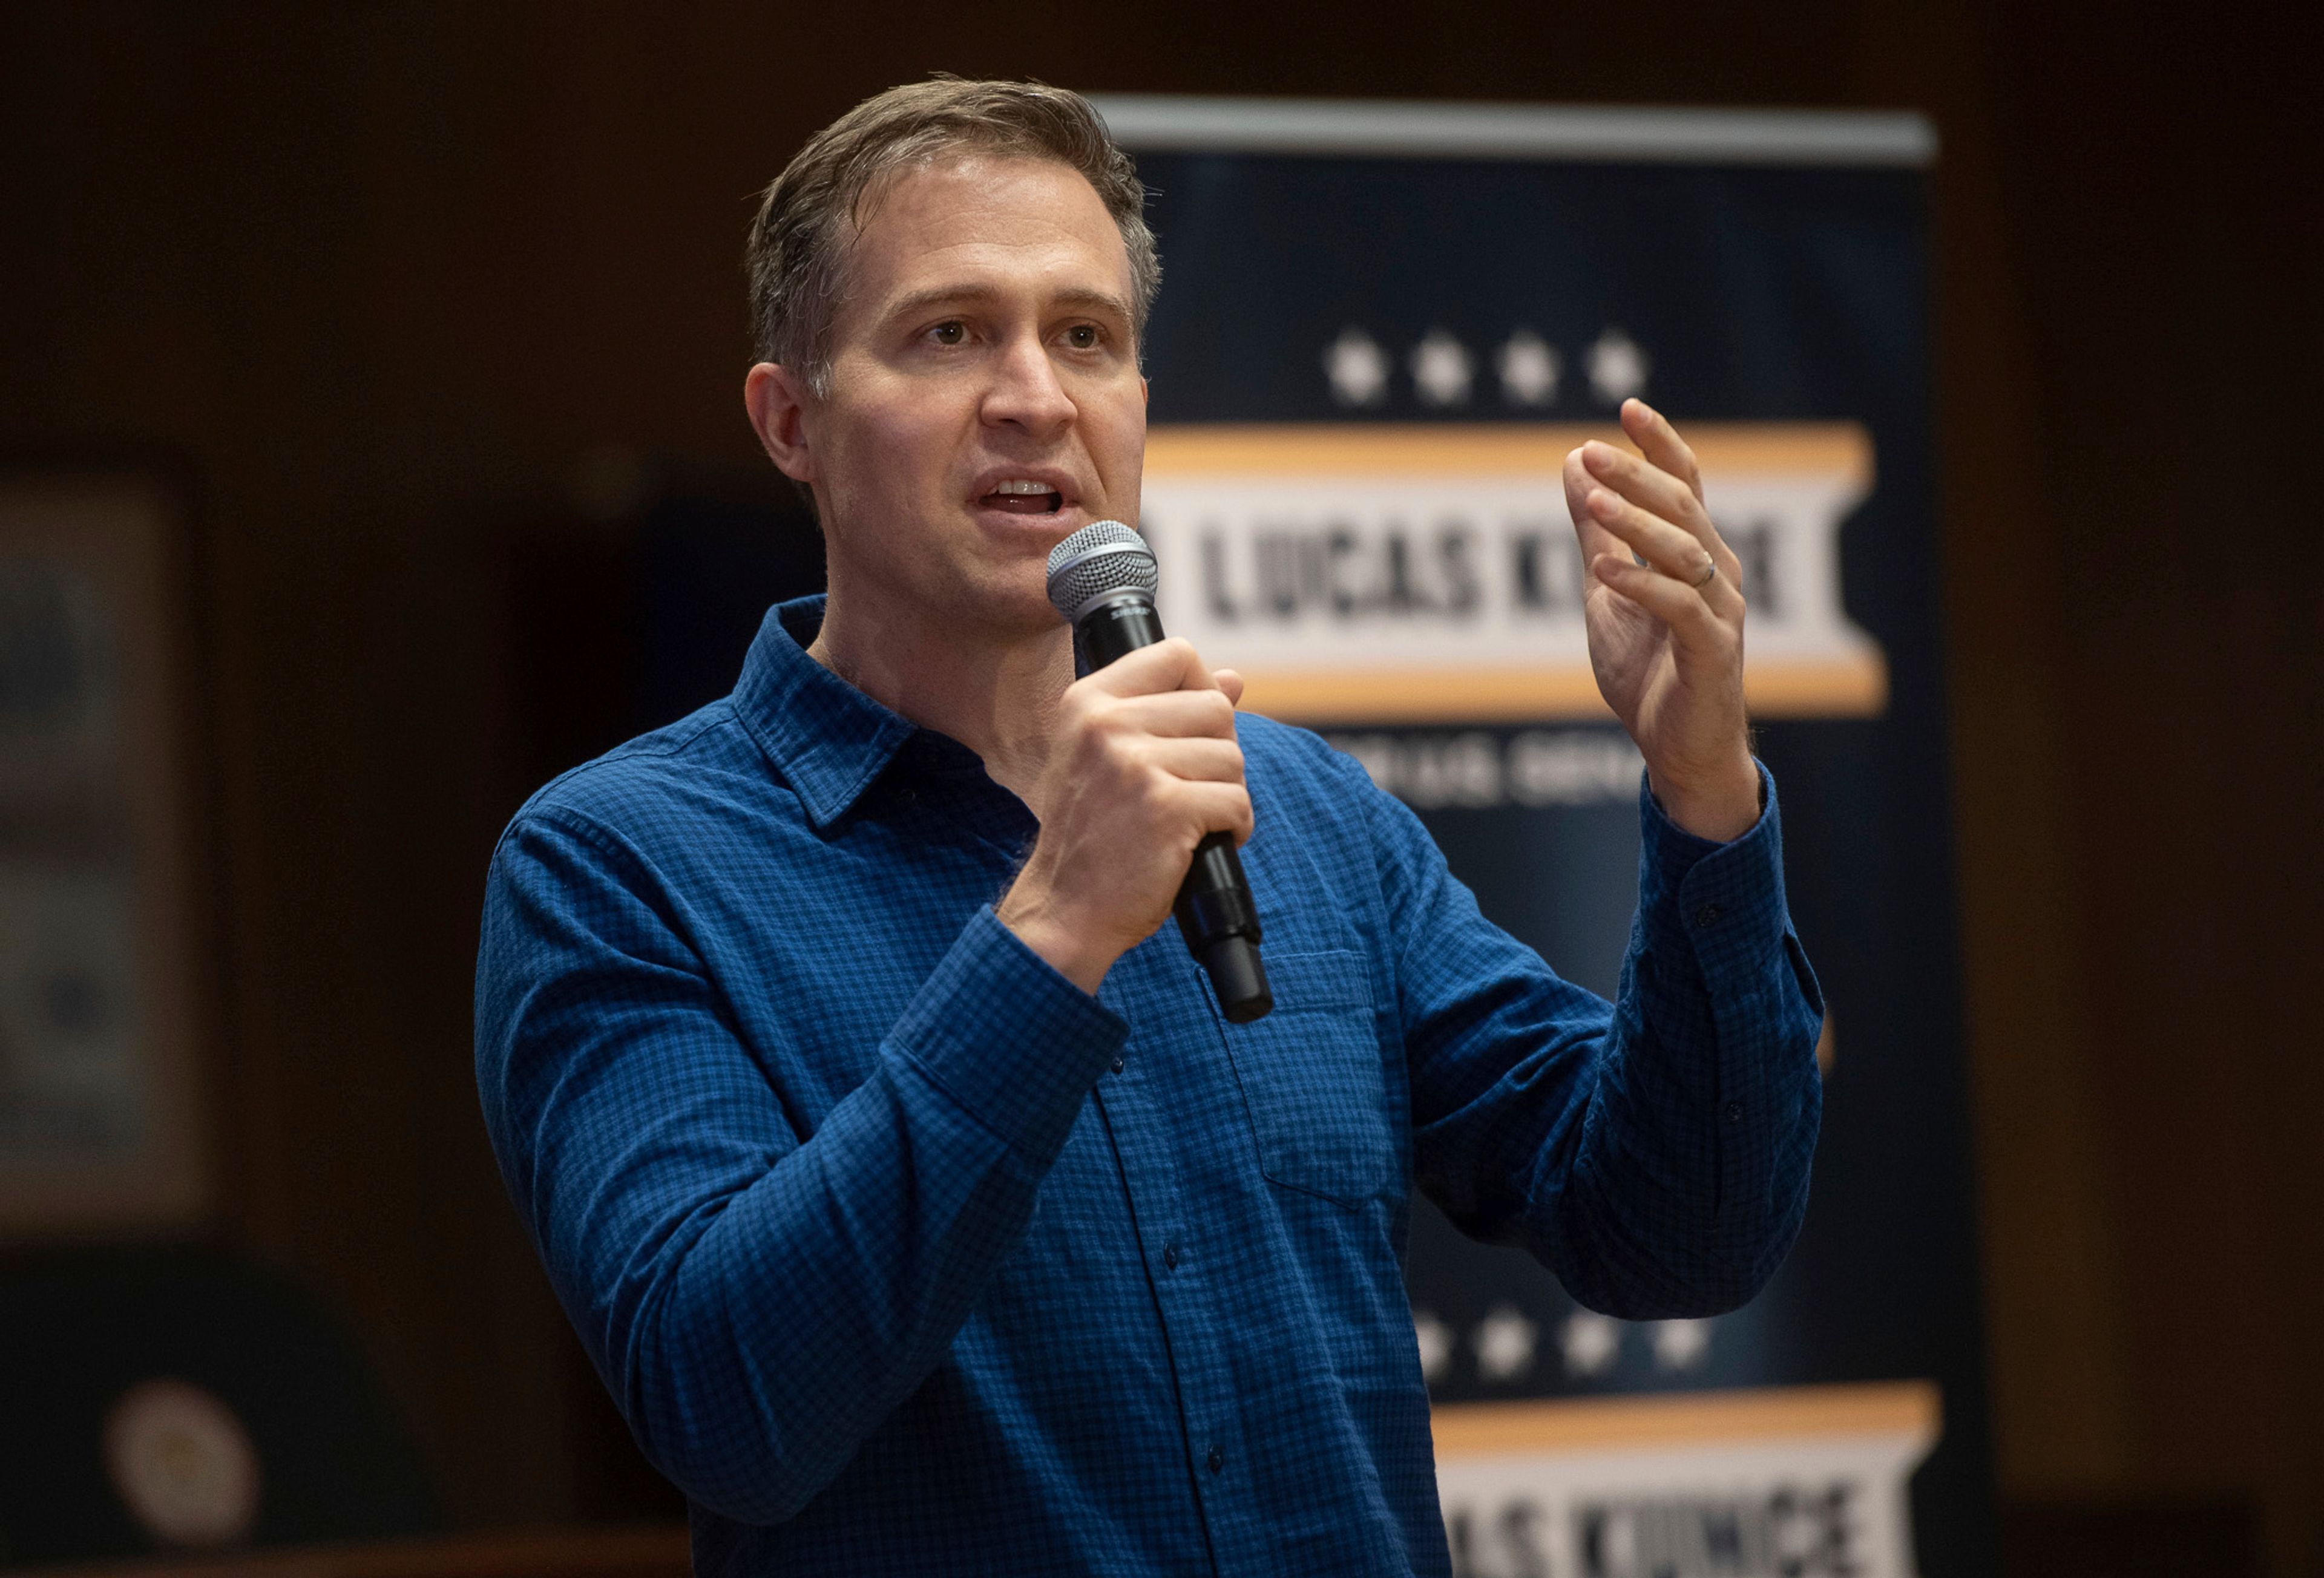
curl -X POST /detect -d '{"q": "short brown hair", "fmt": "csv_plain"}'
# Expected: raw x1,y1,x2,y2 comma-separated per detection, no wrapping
746,77,1160,395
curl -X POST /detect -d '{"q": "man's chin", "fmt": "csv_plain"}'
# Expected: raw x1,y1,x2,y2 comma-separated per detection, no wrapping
960,510,1090,618
993,584,1072,643
925,563,1070,644
836,516,1082,644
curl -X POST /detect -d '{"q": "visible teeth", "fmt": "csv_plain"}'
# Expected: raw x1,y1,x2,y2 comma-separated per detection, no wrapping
992,479,1058,494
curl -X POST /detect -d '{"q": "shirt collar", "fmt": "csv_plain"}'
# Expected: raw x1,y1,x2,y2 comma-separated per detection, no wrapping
732,595,917,831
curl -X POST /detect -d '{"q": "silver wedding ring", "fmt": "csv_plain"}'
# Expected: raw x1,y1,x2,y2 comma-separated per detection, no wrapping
1690,557,1718,589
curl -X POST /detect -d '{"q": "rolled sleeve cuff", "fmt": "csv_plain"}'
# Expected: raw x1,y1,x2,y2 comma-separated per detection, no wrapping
1634,760,1823,1274
1637,760,1799,988
884,905,1129,1166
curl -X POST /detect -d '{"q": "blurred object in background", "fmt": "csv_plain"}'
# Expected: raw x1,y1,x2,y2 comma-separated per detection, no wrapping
0,473,211,1237
2,476,212,1236
0,1245,433,1567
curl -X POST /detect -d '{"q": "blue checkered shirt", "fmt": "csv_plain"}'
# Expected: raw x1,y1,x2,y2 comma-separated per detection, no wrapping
474,597,1823,1576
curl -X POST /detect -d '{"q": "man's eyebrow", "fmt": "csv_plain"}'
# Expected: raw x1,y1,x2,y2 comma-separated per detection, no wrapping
1046,286,1135,321
881,283,1134,324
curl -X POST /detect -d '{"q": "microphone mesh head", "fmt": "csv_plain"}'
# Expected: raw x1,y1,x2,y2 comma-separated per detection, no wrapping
1045,520,1158,622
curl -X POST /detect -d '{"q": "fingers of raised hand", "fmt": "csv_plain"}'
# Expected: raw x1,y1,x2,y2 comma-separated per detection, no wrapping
1578,427,1742,598
1580,438,1710,540
1590,552,1735,648
1567,438,1725,583
1619,398,1706,509
1563,447,1626,561
1581,482,1707,576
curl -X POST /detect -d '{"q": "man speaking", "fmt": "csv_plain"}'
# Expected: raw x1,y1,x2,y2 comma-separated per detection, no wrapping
476,77,1823,1577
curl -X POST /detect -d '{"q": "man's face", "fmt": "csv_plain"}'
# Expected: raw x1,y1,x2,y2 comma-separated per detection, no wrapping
783,155,1147,638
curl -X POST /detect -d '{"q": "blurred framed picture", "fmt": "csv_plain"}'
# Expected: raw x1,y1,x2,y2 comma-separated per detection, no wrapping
1,471,211,1232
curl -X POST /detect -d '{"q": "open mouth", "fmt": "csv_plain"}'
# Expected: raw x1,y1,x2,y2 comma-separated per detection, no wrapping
979,480,1065,516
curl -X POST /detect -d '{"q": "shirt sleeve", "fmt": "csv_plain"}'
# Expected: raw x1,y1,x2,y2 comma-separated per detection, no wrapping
473,808,1126,1525
1371,760,1824,1318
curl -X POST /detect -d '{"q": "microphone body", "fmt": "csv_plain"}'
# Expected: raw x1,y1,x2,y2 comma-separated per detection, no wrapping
1049,526,1273,1023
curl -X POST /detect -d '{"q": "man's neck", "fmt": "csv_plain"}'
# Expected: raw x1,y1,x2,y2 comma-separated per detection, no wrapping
806,586,1074,811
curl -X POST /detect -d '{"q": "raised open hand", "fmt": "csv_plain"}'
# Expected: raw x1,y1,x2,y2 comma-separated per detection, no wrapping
1564,399,1761,842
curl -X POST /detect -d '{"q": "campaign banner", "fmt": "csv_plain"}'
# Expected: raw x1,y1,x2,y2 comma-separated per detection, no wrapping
1433,1384,1939,1578
1105,97,1994,1576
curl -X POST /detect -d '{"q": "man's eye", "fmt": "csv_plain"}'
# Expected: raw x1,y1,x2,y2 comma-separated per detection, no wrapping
930,321,966,345
1065,324,1100,350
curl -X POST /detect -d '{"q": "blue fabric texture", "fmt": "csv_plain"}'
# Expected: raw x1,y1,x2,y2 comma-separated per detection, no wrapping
474,597,1824,1577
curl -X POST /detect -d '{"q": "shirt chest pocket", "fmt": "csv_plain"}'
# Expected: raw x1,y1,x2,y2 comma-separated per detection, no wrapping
1214,949,1397,1207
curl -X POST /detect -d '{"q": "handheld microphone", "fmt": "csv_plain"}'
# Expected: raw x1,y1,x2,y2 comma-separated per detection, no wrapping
1046,522,1273,1023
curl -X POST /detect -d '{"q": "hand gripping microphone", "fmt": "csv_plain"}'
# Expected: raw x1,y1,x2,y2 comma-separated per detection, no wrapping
1046,521,1273,1023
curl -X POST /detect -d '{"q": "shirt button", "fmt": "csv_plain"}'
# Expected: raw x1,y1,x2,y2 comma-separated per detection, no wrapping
1111,1055,1125,1075
1724,1101,1744,1125
1163,1243,1181,1269
1693,902,1725,928
1206,1445,1224,1474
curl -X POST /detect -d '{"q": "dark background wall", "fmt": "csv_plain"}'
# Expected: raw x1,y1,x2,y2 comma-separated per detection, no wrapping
2,1,2316,1571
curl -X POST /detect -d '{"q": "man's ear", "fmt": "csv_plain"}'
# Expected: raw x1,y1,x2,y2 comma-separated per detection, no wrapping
745,362,817,485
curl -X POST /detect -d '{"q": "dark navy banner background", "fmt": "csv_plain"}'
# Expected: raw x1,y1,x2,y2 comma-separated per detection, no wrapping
1131,148,1994,1575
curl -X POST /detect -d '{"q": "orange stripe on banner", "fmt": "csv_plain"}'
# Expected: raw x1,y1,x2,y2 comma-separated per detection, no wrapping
1144,423,1873,483
1237,651,1888,724
1431,1381,1942,1458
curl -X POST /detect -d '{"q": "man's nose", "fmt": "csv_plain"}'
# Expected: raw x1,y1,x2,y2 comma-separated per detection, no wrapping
980,331,1075,437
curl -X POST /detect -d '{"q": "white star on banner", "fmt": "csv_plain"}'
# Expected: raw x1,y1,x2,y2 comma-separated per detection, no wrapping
1410,329,1474,407
1651,1318,1712,1371
1473,1303,1538,1383
1323,327,1390,407
1558,1309,1622,1378
1587,327,1651,405
1497,329,1560,406
1412,1310,1453,1382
